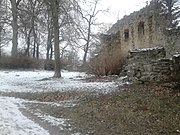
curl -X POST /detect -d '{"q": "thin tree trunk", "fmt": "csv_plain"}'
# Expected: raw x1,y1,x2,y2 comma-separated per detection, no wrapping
33,39,36,58
24,27,32,57
83,47,88,63
83,19,91,64
32,25,36,58
10,0,18,57
50,44,53,60
0,27,1,58
52,0,61,77
32,22,38,58
27,29,32,57
46,28,51,60
36,32,39,59
46,11,52,60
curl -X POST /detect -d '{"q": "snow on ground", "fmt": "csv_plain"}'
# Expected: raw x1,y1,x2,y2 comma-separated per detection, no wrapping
0,70,118,93
33,112,71,131
0,96,50,135
0,70,118,135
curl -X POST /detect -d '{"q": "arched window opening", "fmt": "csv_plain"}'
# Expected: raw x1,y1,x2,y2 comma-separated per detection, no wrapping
124,29,129,41
138,22,145,37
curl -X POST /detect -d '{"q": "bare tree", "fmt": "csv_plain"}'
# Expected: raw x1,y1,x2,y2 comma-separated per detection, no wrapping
0,0,11,57
46,6,53,60
0,0,4,56
159,0,180,27
44,0,61,77
75,0,108,64
18,0,46,58
0,0,3,56
10,0,22,57
44,0,80,77
51,0,61,77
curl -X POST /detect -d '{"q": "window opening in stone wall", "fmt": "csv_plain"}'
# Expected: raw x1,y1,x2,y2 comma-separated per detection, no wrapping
148,16,153,45
124,29,129,41
131,26,135,49
115,31,121,43
138,22,145,37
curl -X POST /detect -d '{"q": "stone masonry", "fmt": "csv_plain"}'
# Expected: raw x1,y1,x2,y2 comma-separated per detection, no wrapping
100,1,180,58
101,1,165,56
94,0,180,79
121,47,180,83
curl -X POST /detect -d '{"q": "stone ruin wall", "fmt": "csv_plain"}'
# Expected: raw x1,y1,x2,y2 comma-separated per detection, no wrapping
97,1,180,80
101,2,165,56
101,1,180,58
121,47,180,83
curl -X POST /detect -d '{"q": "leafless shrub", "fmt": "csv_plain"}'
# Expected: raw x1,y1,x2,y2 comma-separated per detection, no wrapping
87,47,127,76
0,55,42,69
44,59,55,70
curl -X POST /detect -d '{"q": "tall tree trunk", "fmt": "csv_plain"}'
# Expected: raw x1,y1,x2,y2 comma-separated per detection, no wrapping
32,13,37,58
36,32,39,59
50,44,53,60
24,27,32,57
46,11,53,60
33,29,36,58
0,1,2,58
51,0,61,77
27,28,32,57
46,29,53,60
10,0,18,57
83,47,88,63
0,26,1,58
83,19,91,64
46,28,51,60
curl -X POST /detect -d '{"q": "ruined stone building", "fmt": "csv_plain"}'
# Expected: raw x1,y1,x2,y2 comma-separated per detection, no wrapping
89,1,180,76
100,1,180,58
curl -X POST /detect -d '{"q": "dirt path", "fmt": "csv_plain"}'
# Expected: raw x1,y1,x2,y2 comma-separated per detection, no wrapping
20,105,72,135
0,94,82,135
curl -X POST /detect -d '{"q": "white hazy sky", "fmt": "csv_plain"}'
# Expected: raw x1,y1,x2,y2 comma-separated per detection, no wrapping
99,0,151,23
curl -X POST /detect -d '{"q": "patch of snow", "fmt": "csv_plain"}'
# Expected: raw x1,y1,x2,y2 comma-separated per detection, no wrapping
118,76,128,80
130,47,164,52
0,70,119,135
24,100,81,135
0,96,49,135
166,27,173,30
174,53,180,57
0,70,118,93
24,100,77,108
34,112,71,131
72,133,81,135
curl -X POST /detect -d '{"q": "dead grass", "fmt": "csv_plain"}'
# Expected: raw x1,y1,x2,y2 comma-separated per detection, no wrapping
62,83,180,135
1,83,180,135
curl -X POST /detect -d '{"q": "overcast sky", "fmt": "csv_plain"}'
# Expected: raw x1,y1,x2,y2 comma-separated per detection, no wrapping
98,0,151,24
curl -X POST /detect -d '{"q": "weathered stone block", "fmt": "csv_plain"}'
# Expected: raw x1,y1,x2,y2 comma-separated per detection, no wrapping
139,76,151,82
127,70,136,77
135,70,141,78
128,77,139,83
143,64,152,72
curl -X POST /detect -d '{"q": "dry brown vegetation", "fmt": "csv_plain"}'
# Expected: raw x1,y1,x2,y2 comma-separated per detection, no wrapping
87,46,126,76
0,56,42,69
64,83,180,135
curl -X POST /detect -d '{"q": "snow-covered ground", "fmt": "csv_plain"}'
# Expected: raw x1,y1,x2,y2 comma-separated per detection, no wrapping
0,70,118,93
0,70,118,135
0,96,50,135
